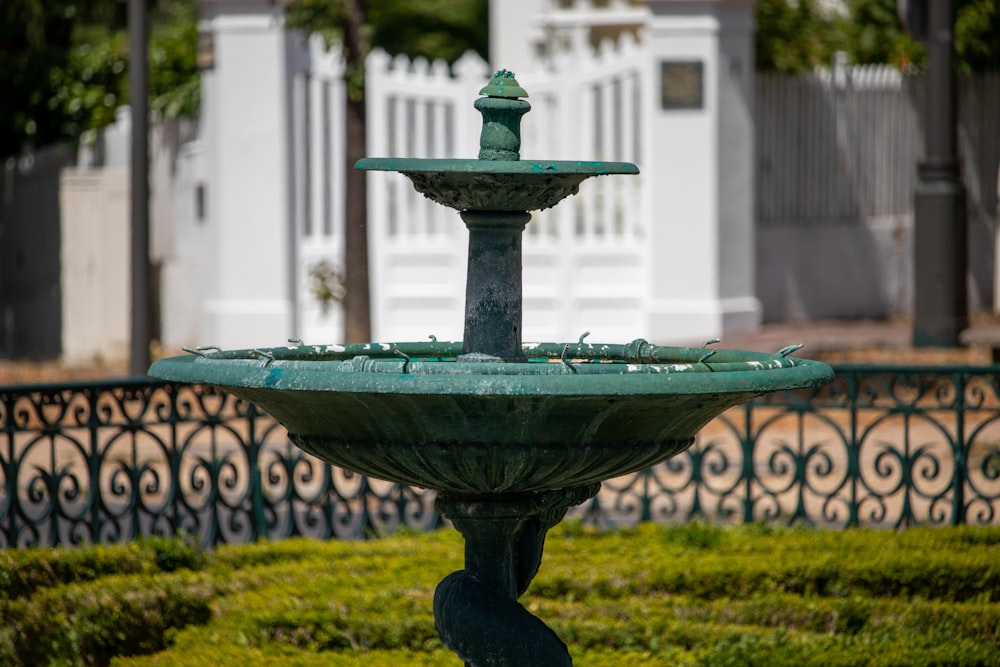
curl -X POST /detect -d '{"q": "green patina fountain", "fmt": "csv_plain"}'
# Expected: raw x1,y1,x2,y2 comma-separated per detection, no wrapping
150,70,833,666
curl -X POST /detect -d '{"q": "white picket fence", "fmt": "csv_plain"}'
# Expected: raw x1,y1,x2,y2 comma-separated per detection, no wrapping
293,35,648,345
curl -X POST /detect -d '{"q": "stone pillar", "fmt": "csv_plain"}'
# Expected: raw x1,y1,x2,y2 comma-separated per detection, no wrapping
197,0,297,349
644,0,760,343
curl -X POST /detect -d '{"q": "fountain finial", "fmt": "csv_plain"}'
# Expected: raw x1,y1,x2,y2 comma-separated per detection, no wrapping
479,70,529,99
475,69,530,160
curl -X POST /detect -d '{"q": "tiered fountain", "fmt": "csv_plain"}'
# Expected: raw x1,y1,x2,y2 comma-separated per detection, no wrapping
150,70,833,666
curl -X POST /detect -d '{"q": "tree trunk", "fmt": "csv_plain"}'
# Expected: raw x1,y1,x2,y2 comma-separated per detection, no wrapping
342,0,371,343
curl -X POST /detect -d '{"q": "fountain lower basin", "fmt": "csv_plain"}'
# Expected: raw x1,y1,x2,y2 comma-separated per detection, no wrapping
149,340,831,495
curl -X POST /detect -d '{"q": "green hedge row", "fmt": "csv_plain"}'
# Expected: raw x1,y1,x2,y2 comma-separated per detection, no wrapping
0,536,205,600
2,572,213,666
533,523,1000,602
0,537,210,667
2,523,998,666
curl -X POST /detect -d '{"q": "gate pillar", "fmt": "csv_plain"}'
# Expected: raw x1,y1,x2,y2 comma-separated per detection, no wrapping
644,0,761,343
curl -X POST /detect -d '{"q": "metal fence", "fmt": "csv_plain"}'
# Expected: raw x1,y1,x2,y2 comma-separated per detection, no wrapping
2,367,999,548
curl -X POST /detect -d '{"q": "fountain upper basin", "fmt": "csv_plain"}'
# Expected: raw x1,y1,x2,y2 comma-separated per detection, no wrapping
149,341,832,495
355,158,638,211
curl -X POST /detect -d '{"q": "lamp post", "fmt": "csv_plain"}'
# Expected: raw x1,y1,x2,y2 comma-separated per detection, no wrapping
129,0,151,374
912,0,967,347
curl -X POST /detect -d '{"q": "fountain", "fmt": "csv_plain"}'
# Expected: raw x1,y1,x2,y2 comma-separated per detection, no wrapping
149,70,833,665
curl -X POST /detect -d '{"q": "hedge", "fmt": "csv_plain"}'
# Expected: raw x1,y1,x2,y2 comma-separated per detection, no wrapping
1,523,997,666
0,535,205,600
0,536,210,667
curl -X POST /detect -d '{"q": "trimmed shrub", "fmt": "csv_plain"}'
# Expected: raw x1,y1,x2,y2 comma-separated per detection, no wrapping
0,535,205,601
3,572,213,667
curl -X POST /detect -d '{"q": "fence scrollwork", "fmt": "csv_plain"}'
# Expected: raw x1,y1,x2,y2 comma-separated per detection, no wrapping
2,367,999,548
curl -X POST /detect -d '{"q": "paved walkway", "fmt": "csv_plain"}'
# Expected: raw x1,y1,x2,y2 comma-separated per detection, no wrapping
713,319,912,354
683,317,996,365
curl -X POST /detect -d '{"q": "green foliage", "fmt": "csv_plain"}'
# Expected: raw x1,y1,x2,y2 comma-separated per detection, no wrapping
0,536,210,666
147,0,201,119
285,0,359,53
657,519,727,549
48,27,130,142
755,0,840,72
141,534,207,573
308,259,347,315
285,0,488,64
954,0,1000,73
755,0,1000,73
0,0,198,157
841,0,924,68
368,0,488,64
2,526,999,665
1,0,84,155
284,0,486,104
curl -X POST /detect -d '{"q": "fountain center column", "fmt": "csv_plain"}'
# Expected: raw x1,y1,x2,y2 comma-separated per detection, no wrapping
460,211,530,362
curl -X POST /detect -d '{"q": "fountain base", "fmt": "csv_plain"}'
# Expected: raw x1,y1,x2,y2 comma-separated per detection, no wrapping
434,485,599,666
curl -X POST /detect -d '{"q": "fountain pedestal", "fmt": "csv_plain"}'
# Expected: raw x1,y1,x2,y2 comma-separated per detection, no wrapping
435,486,597,666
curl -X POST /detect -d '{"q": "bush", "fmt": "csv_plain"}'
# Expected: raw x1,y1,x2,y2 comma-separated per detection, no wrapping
2,572,213,666
0,535,205,601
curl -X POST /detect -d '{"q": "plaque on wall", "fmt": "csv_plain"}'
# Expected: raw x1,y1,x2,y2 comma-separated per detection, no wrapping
660,61,704,110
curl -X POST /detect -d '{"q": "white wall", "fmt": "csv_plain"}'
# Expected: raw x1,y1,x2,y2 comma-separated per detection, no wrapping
489,0,539,71
59,170,130,365
159,138,211,350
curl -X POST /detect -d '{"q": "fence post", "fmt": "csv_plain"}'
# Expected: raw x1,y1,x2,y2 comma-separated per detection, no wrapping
741,400,755,523
953,372,967,524
245,401,269,541
846,371,861,527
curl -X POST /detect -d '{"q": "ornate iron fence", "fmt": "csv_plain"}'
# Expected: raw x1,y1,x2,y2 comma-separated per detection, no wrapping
2,367,999,548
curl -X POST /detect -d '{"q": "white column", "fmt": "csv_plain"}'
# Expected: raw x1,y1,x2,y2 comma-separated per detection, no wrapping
644,0,760,344
197,0,297,350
